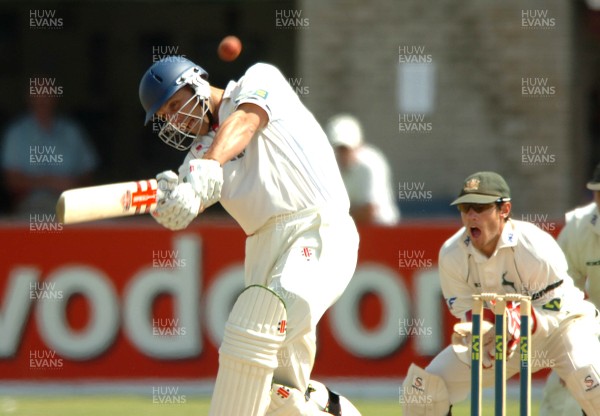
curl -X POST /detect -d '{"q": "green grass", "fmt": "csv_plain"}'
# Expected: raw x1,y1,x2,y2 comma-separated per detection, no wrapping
351,398,538,415
0,395,539,415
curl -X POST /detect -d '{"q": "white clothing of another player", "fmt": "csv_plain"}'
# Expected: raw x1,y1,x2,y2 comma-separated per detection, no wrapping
401,171,600,416
540,166,600,416
139,58,361,416
325,114,399,226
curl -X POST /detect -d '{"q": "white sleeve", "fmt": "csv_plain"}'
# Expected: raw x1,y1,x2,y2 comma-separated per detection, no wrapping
438,243,473,321
518,228,578,341
557,212,587,291
233,64,284,121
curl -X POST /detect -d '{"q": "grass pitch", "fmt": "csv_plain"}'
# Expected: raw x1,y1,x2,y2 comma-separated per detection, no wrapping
0,395,539,415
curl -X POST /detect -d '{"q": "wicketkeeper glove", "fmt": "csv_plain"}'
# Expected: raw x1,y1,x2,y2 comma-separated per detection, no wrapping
455,302,536,369
151,170,201,230
454,308,497,369
503,302,522,359
502,300,537,356
183,159,223,211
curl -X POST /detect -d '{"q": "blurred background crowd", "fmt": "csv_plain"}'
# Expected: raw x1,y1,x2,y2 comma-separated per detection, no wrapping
1,0,599,224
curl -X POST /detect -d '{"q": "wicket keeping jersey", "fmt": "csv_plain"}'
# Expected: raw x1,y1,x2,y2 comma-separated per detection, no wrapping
439,219,596,342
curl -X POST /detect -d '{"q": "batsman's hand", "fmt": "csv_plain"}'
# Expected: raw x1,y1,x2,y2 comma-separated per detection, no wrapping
152,170,201,230
156,170,178,200
183,159,223,211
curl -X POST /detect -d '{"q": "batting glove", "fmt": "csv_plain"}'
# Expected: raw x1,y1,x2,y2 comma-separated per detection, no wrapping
152,170,201,230
156,170,178,200
183,159,223,211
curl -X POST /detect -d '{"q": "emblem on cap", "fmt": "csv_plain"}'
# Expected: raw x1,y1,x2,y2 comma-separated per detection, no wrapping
464,178,480,192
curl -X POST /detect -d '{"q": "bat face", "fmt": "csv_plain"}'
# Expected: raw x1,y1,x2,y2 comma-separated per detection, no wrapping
56,179,158,224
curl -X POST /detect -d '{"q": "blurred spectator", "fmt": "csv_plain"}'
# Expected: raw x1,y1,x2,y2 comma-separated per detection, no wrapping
1,94,99,216
325,114,400,226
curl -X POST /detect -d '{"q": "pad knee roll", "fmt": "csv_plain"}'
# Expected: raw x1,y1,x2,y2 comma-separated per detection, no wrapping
209,285,287,416
219,284,287,368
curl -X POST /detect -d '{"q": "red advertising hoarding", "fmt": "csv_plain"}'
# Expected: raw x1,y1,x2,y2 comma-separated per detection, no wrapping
0,221,531,382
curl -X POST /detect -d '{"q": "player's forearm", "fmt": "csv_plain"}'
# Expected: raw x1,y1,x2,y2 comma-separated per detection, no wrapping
203,105,266,165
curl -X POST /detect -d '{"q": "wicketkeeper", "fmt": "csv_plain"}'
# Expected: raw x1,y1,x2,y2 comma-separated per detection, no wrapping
138,56,362,415
401,171,600,416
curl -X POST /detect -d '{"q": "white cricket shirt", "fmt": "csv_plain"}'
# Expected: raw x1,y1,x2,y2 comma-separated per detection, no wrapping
181,63,350,235
558,202,600,308
439,219,595,341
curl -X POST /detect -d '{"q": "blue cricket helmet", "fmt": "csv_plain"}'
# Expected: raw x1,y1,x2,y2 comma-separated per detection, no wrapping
139,56,209,125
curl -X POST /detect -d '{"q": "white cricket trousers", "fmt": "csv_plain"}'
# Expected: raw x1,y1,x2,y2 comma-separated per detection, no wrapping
244,206,359,392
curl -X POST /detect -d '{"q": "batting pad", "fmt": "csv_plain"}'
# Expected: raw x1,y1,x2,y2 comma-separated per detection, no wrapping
401,364,450,416
268,383,330,416
209,285,287,416
564,365,600,416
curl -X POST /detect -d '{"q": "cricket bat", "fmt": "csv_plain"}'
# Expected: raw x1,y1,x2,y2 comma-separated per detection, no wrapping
56,179,158,224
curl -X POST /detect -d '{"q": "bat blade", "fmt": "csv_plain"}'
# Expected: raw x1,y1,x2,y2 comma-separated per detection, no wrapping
56,179,158,224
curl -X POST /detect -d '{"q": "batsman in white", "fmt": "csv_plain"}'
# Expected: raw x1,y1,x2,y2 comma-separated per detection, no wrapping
138,56,362,416
540,162,600,416
400,171,600,416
